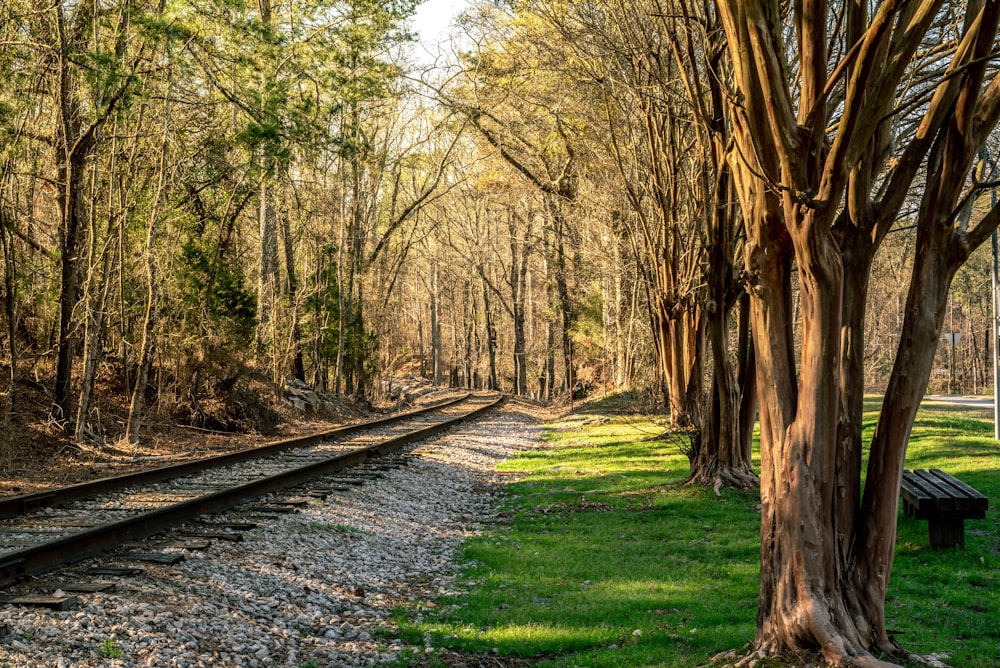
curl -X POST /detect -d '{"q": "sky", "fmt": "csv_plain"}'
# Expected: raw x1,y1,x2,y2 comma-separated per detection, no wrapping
410,0,471,45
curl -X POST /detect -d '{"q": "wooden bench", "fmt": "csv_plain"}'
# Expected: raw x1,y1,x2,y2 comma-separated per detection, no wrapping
899,468,988,549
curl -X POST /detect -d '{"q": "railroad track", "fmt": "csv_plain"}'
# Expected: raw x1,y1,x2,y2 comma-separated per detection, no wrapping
0,392,501,592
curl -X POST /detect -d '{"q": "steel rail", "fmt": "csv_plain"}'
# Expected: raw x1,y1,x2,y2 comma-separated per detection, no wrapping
0,394,501,589
0,394,471,519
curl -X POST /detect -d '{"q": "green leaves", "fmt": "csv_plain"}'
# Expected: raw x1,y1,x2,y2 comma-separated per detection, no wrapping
164,0,415,173
179,238,258,341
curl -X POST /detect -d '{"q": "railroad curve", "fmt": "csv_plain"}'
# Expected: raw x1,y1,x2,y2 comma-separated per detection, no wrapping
0,392,501,590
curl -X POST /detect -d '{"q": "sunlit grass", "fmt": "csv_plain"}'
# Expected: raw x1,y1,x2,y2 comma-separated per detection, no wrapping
393,395,1000,667
885,403,1000,666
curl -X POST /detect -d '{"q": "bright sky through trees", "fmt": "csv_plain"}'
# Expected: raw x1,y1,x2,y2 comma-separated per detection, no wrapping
412,0,468,38
410,0,470,59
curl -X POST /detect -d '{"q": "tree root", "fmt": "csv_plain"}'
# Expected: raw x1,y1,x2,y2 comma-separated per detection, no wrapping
901,652,952,667
687,465,760,494
710,645,907,667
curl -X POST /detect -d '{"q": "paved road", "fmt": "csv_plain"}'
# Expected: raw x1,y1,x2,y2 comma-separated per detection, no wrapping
923,395,995,409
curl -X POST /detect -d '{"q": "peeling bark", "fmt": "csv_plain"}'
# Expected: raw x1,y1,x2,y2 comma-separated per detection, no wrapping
718,0,1000,661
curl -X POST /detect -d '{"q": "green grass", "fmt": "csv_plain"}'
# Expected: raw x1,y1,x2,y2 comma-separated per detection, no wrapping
886,400,1000,667
98,637,123,659
394,395,1000,667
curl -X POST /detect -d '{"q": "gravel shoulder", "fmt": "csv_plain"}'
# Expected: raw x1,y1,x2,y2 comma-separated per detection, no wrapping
0,404,542,667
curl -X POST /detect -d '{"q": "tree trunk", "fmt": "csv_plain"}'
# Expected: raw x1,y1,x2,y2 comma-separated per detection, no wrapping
662,296,702,426
281,207,305,382
649,295,670,406
692,299,757,490
0,206,18,418
256,0,279,364
464,282,475,389
736,295,757,465
126,96,171,445
512,300,528,396
416,299,425,378
509,213,530,396
311,251,328,391
832,219,875,561
550,201,575,393
848,239,956,654
482,269,499,391
257,174,279,351
53,132,87,427
430,263,442,385
541,230,557,400
75,241,112,444
752,215,862,660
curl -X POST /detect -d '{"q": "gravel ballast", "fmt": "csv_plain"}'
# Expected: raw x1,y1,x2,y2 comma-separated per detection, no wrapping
0,406,539,667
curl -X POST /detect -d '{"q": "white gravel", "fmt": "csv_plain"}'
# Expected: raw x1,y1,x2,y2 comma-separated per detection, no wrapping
0,406,539,667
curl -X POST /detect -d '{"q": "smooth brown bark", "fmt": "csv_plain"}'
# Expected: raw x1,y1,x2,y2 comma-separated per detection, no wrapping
718,0,1000,661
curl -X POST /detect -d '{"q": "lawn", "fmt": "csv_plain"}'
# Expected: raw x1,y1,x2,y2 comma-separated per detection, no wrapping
393,395,1000,667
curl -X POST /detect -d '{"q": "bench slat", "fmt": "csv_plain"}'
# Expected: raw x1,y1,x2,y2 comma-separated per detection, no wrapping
912,469,968,498
899,475,931,508
900,469,988,520
899,468,989,549
902,470,958,514
929,468,988,509
912,469,988,516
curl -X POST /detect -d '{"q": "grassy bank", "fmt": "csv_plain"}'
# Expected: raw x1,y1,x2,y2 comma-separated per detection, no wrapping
394,396,1000,667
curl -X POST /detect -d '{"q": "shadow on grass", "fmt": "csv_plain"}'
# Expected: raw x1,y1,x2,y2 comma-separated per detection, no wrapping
566,391,661,416
396,411,761,667
395,398,999,668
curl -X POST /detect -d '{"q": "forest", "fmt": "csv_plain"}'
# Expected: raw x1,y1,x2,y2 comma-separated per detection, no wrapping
0,0,996,439
2,0,1000,665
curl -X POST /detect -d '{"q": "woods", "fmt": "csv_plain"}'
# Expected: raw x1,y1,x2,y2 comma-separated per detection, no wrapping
2,0,1000,665
1,0,422,434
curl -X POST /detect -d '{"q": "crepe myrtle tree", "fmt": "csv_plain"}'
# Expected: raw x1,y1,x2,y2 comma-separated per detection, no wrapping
716,0,1000,662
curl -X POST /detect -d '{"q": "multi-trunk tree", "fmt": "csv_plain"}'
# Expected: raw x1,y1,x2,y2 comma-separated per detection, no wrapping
718,0,1000,661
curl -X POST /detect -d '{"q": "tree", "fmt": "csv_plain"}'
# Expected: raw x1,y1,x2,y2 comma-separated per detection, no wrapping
125,78,174,444
44,0,141,428
436,2,584,397
513,0,756,486
465,189,537,396
717,0,1000,661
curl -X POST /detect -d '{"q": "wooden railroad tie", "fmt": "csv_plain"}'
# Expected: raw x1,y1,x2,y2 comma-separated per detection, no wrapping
121,552,186,565
180,531,244,542
0,595,78,610
85,566,145,577
899,468,988,549
49,582,116,593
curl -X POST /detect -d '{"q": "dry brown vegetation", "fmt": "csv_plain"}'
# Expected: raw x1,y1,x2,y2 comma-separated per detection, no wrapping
0,360,369,496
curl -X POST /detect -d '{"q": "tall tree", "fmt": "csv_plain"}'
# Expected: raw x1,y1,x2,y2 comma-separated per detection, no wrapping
520,0,756,485
46,0,139,427
717,0,1000,661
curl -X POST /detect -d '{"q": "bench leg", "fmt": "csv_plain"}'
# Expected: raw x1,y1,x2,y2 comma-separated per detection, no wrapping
902,500,915,518
927,518,965,549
